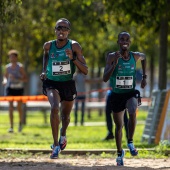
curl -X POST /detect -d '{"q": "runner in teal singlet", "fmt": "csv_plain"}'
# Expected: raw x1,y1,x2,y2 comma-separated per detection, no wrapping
103,31,147,166
40,18,88,159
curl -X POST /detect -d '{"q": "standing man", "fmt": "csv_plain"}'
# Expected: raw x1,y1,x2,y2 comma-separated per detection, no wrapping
73,69,86,126
2,49,27,133
40,18,88,159
103,31,146,166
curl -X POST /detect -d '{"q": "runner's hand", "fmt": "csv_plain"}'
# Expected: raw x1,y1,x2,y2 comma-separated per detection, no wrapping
114,51,122,65
40,72,46,81
65,49,73,60
141,79,147,88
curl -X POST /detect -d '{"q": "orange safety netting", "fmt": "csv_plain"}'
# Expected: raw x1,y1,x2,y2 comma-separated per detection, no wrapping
0,95,48,102
0,88,111,102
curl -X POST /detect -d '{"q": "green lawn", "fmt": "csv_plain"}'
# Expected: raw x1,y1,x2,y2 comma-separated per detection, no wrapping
0,109,152,149
1,109,170,158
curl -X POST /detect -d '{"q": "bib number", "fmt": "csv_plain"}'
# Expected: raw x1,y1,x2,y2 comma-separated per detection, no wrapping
52,61,71,75
116,76,133,89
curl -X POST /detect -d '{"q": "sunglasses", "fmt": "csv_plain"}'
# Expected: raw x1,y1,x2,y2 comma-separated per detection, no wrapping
55,26,70,31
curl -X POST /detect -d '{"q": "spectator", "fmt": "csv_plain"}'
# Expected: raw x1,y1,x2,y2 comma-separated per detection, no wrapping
73,69,86,126
2,49,27,133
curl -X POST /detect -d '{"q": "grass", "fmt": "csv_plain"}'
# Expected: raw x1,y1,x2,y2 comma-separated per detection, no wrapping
0,109,169,158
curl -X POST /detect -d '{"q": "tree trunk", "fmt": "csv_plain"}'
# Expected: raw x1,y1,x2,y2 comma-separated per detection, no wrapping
87,66,95,119
97,66,103,116
0,26,4,95
150,54,154,97
158,16,168,90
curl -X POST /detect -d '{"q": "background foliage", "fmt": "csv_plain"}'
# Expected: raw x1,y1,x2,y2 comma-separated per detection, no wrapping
0,0,170,95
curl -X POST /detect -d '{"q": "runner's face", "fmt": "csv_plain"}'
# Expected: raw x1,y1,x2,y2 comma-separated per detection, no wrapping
117,33,131,51
9,54,17,63
55,21,70,41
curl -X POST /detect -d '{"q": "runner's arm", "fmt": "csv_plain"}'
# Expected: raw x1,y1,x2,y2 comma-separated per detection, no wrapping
70,41,88,75
133,52,147,88
103,52,121,82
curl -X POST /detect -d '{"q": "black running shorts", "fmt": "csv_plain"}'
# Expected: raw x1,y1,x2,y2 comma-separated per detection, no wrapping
6,87,24,96
42,78,77,101
109,90,141,113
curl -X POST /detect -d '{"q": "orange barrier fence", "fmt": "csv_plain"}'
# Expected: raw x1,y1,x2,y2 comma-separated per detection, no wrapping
0,87,151,105
0,88,112,103
0,95,48,103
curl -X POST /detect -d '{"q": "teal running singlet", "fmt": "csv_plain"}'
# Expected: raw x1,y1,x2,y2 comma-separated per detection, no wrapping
110,52,136,93
46,39,76,81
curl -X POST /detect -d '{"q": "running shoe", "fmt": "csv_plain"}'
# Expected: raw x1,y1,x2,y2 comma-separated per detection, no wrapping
50,144,54,149
50,145,61,159
103,133,114,141
128,143,138,156
18,124,22,132
8,128,13,133
116,150,125,166
59,127,67,150
59,136,67,150
51,136,67,151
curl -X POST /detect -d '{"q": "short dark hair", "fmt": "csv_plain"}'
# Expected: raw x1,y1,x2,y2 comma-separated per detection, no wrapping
118,31,130,39
57,18,71,28
8,49,19,57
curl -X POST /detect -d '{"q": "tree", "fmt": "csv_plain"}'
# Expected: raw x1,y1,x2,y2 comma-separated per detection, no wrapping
105,0,170,90
0,0,22,25
2,0,168,97
0,0,22,95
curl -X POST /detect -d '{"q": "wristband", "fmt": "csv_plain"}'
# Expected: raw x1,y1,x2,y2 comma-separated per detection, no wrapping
71,58,76,61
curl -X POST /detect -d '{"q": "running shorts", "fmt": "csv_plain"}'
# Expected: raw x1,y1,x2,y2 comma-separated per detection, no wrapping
109,90,141,113
6,87,24,96
42,78,77,101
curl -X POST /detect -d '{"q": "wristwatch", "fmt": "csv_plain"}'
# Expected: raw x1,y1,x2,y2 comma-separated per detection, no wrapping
142,75,147,79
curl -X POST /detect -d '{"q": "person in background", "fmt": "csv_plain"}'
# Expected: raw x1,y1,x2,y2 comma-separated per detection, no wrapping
103,31,146,166
103,89,129,141
73,69,86,126
2,49,27,133
40,18,88,159
74,70,103,125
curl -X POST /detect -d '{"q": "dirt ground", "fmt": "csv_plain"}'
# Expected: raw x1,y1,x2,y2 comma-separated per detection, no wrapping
0,156,170,170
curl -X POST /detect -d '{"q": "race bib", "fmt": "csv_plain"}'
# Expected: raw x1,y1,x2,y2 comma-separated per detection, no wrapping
116,76,133,89
52,61,71,75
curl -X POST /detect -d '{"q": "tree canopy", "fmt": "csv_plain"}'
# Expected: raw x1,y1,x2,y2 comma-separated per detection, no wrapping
0,0,22,25
0,0,169,95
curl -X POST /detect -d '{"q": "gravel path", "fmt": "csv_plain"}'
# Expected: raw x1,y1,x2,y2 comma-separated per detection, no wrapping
0,156,169,170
